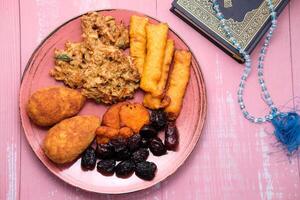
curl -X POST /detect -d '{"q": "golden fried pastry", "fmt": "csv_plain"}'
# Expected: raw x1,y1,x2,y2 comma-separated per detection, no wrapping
102,102,127,129
95,126,134,144
43,116,100,164
96,126,119,139
153,39,175,96
130,15,149,75
119,103,150,133
143,39,174,109
26,86,85,127
164,50,191,120
140,23,168,95
143,93,171,110
119,127,134,138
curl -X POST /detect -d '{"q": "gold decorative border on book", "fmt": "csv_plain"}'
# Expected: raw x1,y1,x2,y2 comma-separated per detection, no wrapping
177,0,281,50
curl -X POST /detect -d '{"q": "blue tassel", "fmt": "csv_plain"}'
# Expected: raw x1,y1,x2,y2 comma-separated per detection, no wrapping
271,112,300,154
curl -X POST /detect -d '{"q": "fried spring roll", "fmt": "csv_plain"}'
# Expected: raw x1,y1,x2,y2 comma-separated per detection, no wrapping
143,39,175,109
143,93,170,109
140,23,168,94
153,39,174,97
129,15,149,75
164,50,191,120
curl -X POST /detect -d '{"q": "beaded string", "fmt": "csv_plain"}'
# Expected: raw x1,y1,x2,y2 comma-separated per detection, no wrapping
210,0,279,124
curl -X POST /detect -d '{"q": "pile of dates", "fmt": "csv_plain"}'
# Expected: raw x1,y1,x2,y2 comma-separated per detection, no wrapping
81,110,179,181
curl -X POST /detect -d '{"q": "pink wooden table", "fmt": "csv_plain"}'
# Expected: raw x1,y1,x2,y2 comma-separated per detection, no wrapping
1,0,300,199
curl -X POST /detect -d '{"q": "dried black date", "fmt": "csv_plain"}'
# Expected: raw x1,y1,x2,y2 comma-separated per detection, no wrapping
150,110,167,131
96,143,114,159
97,160,116,175
131,148,149,163
81,147,96,170
115,160,135,177
109,138,131,160
165,122,179,151
135,161,157,180
139,124,157,138
140,138,149,148
127,134,141,152
149,137,166,156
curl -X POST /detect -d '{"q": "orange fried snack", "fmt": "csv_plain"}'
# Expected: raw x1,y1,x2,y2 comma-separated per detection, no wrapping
96,136,110,144
119,127,134,138
102,102,127,129
43,116,100,164
119,103,150,133
27,86,85,127
153,39,175,97
96,126,119,138
95,126,134,144
129,15,149,75
96,126,119,144
164,50,191,120
143,39,174,109
140,23,168,95
143,94,171,110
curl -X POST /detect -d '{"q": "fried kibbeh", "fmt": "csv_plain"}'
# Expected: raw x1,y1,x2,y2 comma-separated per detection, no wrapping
26,86,85,127
119,103,150,133
102,102,127,129
43,116,100,164
165,50,191,120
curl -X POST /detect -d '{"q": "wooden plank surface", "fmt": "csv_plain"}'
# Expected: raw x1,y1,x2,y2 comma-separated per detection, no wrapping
0,0,21,200
156,1,299,199
289,0,300,181
0,0,299,199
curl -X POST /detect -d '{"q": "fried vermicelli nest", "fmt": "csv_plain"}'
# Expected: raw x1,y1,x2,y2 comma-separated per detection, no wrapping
50,12,140,104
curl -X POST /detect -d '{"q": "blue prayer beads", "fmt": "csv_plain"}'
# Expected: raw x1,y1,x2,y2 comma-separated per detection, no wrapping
210,0,278,124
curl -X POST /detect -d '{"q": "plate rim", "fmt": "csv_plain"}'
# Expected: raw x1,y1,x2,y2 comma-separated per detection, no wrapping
19,8,207,194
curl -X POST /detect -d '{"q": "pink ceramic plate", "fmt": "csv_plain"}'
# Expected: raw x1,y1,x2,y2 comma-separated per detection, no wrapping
19,9,207,194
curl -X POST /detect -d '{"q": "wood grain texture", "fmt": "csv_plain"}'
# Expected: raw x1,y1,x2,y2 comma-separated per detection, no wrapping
289,0,300,181
0,0,21,200
19,0,160,199
155,0,299,199
0,0,299,199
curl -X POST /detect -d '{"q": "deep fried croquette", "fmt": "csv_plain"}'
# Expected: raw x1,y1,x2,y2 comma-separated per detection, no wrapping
119,103,150,133
164,50,191,120
129,15,149,75
140,23,168,94
26,86,85,127
102,102,127,129
43,116,100,164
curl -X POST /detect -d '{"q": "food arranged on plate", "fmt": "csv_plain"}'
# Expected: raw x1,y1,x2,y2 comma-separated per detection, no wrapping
26,86,86,126
25,12,192,181
50,12,139,104
43,116,100,164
